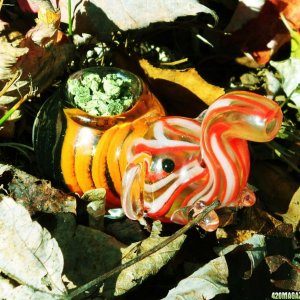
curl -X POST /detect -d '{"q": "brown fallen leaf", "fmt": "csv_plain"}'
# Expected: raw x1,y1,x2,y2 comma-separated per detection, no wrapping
215,203,294,250
0,163,76,215
139,59,225,110
265,255,300,291
226,0,300,65
51,0,216,36
216,228,257,246
0,8,74,137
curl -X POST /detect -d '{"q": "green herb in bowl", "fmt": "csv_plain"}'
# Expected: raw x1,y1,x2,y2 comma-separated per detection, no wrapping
67,72,135,116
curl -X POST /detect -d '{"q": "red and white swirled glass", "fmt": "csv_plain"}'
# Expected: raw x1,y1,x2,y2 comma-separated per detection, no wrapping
121,91,282,231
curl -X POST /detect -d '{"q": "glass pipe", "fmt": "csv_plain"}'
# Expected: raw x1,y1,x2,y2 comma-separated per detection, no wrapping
33,67,283,231
121,91,282,230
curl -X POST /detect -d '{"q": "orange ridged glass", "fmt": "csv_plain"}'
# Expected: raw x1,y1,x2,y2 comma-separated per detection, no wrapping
33,67,165,207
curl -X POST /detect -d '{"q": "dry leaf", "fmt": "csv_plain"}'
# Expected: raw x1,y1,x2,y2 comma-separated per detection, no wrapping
112,235,186,297
215,203,294,256
51,214,125,290
139,59,224,107
0,9,73,137
0,163,76,215
216,228,257,245
227,0,300,64
162,256,230,300
277,187,300,232
163,234,268,300
271,0,300,29
0,196,66,297
0,9,71,96
17,0,54,13
51,213,185,297
225,0,266,32
0,276,61,300
51,0,216,34
216,234,267,279
270,58,300,107
265,255,300,291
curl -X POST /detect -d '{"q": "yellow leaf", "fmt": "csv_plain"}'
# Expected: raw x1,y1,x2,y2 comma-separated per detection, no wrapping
139,59,224,106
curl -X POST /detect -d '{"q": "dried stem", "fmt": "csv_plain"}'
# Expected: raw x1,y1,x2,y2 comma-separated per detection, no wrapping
0,88,36,127
0,70,22,98
66,199,220,299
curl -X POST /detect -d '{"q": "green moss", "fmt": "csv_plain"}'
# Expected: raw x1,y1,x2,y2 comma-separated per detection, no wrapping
67,72,135,116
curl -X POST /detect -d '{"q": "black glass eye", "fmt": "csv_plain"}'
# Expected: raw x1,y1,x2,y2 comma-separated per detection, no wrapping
162,158,175,173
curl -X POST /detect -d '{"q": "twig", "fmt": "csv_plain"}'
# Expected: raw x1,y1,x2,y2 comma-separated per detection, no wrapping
0,88,36,127
66,199,220,299
160,58,189,66
0,70,22,98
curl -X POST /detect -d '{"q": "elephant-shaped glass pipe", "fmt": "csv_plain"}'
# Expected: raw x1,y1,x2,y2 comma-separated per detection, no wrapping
33,67,283,231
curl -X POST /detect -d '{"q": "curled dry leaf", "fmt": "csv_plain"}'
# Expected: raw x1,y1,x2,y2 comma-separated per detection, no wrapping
51,0,216,36
0,196,66,297
139,59,224,110
0,163,76,215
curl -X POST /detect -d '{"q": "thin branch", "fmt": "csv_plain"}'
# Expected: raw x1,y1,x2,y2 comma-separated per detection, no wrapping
266,142,300,174
66,199,220,299
0,87,36,127
0,70,22,98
